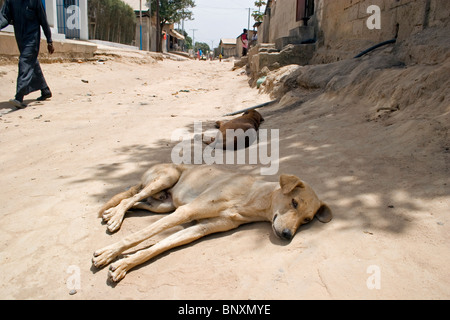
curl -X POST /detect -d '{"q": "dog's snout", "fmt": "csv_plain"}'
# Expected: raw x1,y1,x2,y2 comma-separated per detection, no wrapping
281,229,292,241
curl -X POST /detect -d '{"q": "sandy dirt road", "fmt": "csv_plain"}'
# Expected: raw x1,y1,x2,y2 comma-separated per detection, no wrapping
0,53,449,299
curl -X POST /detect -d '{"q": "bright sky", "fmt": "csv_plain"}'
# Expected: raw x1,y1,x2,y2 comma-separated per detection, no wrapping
181,0,260,48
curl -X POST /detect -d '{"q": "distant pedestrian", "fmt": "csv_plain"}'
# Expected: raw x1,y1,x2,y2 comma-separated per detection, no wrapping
240,29,248,57
0,0,54,109
251,31,258,47
219,53,222,62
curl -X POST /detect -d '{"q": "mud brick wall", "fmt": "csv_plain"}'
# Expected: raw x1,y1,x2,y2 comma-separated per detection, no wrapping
267,0,304,43
313,0,450,61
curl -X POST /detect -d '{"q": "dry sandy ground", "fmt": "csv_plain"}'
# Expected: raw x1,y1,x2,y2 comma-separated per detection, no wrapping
0,46,449,300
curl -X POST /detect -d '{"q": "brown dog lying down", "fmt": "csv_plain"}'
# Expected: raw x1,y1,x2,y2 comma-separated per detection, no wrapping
205,109,264,149
92,163,332,282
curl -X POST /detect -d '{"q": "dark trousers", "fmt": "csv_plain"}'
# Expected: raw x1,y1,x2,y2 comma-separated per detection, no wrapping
16,45,48,100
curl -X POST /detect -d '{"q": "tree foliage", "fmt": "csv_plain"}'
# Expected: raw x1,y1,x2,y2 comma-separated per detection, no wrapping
176,29,193,49
149,0,195,51
194,42,210,53
252,0,267,23
148,0,195,27
88,0,136,45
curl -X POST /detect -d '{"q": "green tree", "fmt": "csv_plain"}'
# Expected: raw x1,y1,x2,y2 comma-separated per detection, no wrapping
252,0,267,23
148,0,196,52
88,0,136,45
176,29,193,50
194,42,210,54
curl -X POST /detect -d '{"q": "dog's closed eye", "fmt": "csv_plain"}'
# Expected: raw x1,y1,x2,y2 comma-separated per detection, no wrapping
292,199,298,209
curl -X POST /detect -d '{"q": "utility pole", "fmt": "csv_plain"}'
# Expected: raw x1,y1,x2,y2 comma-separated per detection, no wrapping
190,28,198,50
247,7,251,32
156,0,160,52
246,7,251,46
181,19,185,51
179,9,186,52
139,0,143,50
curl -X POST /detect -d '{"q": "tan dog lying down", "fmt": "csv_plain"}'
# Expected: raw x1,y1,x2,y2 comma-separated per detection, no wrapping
206,109,264,149
92,163,332,282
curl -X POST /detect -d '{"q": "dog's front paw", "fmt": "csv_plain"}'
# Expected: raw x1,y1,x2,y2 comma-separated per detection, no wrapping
102,207,124,233
108,260,129,283
106,215,124,233
92,246,120,268
102,207,116,222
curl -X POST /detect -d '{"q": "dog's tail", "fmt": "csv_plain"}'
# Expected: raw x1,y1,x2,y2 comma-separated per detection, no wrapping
97,184,144,218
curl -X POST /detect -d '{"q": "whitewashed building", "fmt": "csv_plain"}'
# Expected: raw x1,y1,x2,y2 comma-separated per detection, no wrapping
1,0,89,41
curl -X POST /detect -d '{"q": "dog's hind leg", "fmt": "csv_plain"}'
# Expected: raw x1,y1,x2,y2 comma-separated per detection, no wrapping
129,190,176,213
98,184,143,218
107,217,241,282
132,196,176,213
102,165,183,233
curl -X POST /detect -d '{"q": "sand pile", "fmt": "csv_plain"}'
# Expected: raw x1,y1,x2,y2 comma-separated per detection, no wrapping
262,24,449,165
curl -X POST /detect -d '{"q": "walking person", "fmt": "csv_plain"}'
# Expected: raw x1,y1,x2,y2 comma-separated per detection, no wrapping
240,29,248,57
0,0,55,109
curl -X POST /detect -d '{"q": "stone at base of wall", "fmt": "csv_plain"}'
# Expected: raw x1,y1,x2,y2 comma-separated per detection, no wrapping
243,43,316,87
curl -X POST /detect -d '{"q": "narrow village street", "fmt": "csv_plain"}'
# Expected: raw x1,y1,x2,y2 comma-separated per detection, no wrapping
0,48,449,299
0,55,273,299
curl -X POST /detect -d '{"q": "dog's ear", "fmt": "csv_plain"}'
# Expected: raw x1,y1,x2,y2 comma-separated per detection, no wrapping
280,174,305,194
315,202,332,223
256,111,264,122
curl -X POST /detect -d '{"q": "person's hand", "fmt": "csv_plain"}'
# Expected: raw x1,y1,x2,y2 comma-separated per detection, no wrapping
48,43,54,54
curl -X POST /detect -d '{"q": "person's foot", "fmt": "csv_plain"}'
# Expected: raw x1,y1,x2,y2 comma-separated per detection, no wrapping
37,88,52,101
9,99,27,109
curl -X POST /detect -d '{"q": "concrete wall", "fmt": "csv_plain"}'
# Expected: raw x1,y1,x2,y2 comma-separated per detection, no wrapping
269,0,303,42
257,0,450,62
220,44,238,58
259,0,305,44
0,32,97,61
135,16,149,51
134,14,158,52
314,0,450,62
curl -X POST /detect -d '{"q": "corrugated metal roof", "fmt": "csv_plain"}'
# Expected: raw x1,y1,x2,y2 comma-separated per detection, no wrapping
169,29,185,40
220,38,236,45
